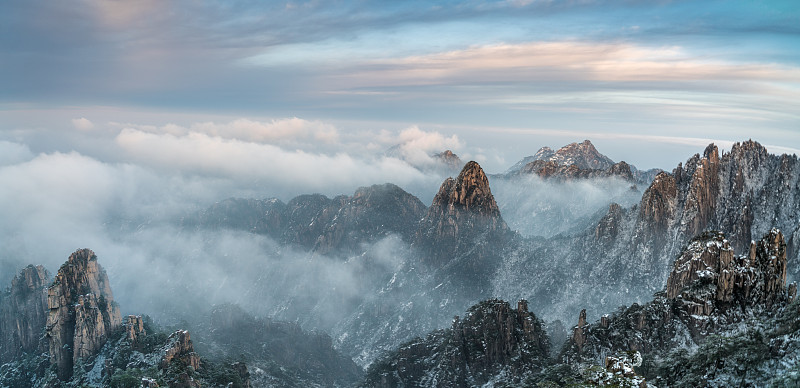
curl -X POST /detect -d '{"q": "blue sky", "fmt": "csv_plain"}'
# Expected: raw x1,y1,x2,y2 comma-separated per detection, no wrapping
1,0,799,174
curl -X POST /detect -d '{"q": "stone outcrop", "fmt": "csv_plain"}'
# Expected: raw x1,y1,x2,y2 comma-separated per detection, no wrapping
0,265,50,363
595,203,625,245
161,330,200,371
125,315,146,346
415,161,507,255
45,249,121,380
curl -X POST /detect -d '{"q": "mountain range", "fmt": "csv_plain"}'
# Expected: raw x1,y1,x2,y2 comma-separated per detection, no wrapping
1,139,798,387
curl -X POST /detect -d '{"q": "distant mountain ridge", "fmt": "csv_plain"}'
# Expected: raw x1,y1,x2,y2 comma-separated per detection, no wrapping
505,139,661,185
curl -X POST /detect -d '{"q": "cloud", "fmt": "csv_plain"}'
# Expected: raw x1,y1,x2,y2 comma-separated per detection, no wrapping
113,127,432,196
0,141,34,166
330,41,800,89
72,117,95,131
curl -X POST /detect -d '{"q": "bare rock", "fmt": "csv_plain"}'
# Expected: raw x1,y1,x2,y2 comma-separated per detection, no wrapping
162,330,200,371
125,315,146,346
45,249,121,380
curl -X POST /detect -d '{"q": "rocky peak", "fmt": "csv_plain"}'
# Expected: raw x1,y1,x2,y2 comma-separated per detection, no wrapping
519,159,634,181
432,149,464,173
550,140,615,170
46,249,122,380
432,161,501,214
416,161,507,256
0,265,50,363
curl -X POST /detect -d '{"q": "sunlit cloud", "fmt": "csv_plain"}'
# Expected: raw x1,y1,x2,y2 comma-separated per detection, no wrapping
71,117,95,131
329,41,800,88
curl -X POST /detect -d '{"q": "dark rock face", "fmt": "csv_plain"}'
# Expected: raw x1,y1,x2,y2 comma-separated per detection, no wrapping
363,299,550,387
563,229,793,364
45,249,121,380
0,265,50,364
190,183,427,256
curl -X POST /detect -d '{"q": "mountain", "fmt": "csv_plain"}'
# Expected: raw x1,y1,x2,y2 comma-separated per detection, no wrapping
0,250,362,388
505,140,660,185
333,161,515,366
414,161,511,288
494,140,800,326
187,183,427,256
361,299,550,387
432,150,464,174
359,229,797,387
507,140,616,173
516,159,635,181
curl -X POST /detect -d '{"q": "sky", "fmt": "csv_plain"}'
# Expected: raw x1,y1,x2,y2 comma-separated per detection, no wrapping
2,0,799,174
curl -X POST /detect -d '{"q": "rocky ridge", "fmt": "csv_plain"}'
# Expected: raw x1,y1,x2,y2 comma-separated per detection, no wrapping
494,140,800,326
189,183,427,256
563,229,794,368
362,299,550,387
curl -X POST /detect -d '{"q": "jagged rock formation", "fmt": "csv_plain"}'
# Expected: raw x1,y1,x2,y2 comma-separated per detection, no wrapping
362,299,550,387
495,140,800,327
188,183,426,256
161,330,200,371
124,315,146,346
45,249,122,380
563,229,794,366
414,161,512,298
0,265,50,364
415,161,508,264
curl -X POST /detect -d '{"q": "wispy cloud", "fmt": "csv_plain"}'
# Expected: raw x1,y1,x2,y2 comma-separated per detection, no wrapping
329,41,800,88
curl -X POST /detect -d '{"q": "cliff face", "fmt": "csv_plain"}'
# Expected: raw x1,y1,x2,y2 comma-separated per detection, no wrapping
414,161,510,290
415,161,507,259
564,229,794,363
45,249,121,380
362,299,550,387
0,265,50,363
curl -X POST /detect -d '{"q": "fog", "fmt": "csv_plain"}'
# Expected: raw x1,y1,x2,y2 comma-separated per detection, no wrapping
491,174,642,238
0,121,455,329
0,118,652,340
